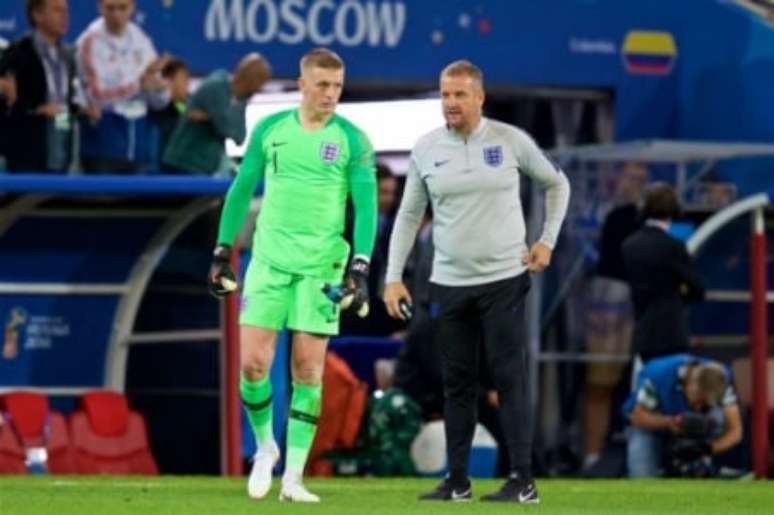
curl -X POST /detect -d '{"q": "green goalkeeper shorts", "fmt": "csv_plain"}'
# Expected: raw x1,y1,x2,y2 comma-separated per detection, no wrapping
240,257,345,335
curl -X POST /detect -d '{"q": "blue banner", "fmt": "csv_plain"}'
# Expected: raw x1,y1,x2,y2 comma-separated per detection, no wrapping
0,0,677,86
1,296,117,386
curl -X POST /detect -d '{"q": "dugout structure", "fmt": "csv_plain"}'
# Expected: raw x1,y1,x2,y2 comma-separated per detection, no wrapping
0,175,260,475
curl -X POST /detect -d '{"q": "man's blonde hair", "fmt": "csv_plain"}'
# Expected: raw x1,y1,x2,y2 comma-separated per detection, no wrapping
695,362,728,406
440,60,484,89
300,48,344,75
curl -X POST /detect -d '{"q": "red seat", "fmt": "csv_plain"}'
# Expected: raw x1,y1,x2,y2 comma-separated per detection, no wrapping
69,390,158,475
0,391,75,474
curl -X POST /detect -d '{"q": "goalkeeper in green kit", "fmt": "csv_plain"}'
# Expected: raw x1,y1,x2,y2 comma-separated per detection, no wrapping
208,48,377,503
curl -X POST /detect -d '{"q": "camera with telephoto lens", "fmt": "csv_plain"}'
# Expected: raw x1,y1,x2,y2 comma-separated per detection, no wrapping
665,412,717,478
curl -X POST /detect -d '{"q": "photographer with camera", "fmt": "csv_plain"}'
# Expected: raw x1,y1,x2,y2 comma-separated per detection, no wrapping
623,354,743,478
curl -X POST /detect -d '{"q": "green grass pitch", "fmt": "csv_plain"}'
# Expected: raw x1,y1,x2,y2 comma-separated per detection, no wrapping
1,477,772,515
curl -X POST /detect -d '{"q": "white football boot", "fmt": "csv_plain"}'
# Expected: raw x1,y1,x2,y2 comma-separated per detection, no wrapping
247,441,279,499
279,471,320,503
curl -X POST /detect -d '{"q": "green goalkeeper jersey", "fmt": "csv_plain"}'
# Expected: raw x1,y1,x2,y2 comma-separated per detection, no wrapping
217,109,377,274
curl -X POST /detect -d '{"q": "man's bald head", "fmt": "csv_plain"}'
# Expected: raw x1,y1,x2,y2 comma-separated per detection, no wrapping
232,52,272,100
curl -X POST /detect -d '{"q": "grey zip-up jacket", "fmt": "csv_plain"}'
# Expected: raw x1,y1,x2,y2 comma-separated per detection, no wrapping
386,117,570,286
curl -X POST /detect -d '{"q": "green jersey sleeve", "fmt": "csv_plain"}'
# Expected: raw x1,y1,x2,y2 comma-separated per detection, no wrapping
216,112,284,245
343,122,377,259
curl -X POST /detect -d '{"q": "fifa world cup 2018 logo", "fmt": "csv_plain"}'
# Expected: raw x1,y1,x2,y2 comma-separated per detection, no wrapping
3,308,28,360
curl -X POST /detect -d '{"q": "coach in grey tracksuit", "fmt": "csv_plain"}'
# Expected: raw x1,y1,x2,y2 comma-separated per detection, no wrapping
384,60,570,504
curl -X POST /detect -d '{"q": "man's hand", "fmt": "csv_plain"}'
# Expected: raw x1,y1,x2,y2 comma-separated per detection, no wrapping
145,54,171,75
80,104,101,122
630,404,682,432
667,415,683,434
208,245,238,298
35,103,63,117
141,72,166,92
187,108,210,122
141,55,170,92
523,242,552,273
383,281,413,321
485,390,499,408
0,74,17,107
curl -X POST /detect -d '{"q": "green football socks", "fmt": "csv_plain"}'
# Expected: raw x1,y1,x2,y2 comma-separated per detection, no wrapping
285,382,322,473
240,374,274,446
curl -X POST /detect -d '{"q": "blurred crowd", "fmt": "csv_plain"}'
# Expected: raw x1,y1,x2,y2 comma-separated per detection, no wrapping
0,0,270,175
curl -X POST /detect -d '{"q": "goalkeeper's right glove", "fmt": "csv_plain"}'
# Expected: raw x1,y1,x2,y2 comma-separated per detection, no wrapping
208,244,238,298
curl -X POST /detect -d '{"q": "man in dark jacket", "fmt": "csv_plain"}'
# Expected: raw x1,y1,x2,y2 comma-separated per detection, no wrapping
0,0,77,172
622,183,705,364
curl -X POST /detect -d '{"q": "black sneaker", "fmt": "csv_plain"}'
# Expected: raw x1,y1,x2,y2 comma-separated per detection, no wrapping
480,474,539,504
418,477,472,501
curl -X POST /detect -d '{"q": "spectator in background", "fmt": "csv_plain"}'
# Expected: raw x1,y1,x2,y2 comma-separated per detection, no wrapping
376,162,399,246
341,162,403,335
623,354,742,477
149,57,189,168
622,183,705,368
0,0,78,173
162,53,271,175
76,0,168,173
582,162,648,471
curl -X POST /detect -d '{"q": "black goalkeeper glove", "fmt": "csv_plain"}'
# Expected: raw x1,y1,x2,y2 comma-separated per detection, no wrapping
321,257,370,318
208,244,238,298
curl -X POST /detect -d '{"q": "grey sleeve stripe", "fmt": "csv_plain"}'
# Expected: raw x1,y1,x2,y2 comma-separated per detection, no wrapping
386,157,428,283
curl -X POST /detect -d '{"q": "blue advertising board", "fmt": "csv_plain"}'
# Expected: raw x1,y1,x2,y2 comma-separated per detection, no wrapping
1,296,118,386
0,0,679,86
0,1,615,81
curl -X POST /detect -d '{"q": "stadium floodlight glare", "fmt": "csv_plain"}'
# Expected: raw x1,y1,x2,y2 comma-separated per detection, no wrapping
226,93,443,157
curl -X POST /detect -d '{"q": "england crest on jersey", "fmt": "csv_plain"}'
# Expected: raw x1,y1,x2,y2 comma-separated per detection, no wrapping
320,142,340,164
483,145,503,167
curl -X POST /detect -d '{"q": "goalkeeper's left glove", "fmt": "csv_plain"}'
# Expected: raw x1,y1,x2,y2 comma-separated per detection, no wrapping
322,257,370,318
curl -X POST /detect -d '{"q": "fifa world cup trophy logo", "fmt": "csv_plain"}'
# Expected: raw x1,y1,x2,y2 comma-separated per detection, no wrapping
3,308,28,360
